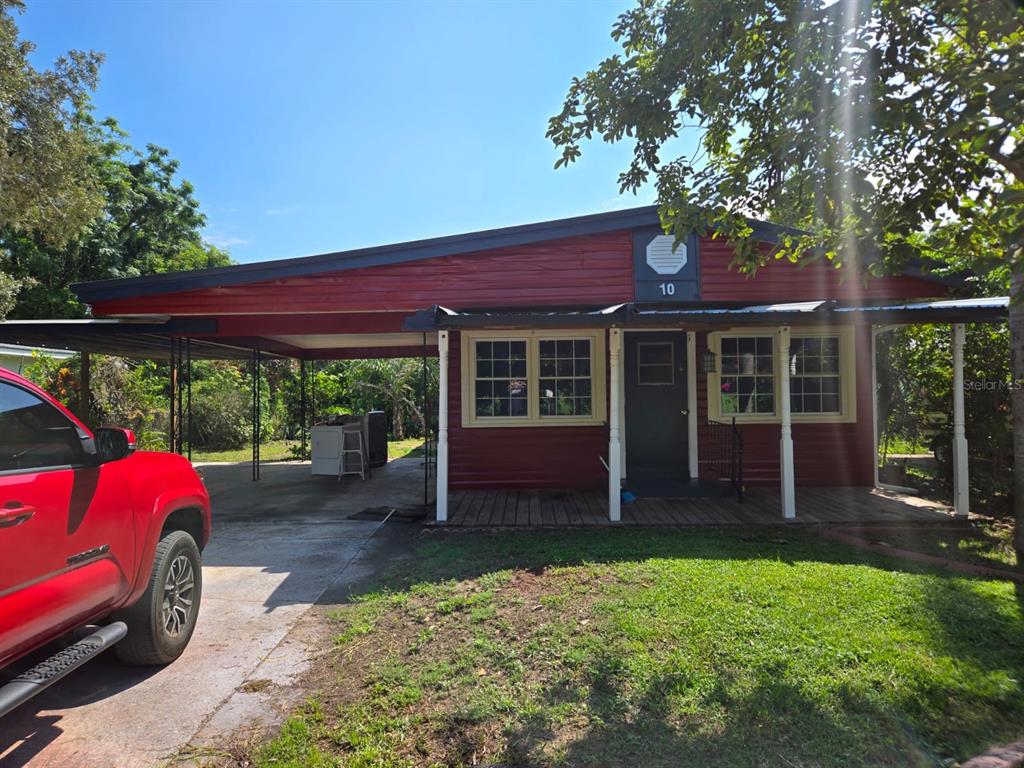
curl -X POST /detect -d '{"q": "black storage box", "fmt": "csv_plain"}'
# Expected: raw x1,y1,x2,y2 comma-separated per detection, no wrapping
365,410,388,467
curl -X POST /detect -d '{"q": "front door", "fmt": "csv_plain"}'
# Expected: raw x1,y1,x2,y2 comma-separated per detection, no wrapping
624,331,689,479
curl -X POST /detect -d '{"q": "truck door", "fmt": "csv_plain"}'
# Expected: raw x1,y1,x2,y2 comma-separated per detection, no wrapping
0,380,133,664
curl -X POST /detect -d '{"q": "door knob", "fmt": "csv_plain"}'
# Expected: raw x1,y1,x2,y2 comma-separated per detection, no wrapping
680,409,689,415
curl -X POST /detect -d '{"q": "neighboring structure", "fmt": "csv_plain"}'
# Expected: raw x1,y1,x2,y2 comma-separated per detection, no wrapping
0,343,74,375
0,206,1007,522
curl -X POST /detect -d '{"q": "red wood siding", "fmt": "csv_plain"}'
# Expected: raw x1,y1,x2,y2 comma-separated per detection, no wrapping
699,237,945,302
91,231,636,316
695,327,875,486
89,230,953,319
447,331,608,491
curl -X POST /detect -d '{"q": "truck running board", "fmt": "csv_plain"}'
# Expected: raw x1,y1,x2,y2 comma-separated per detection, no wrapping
0,621,128,718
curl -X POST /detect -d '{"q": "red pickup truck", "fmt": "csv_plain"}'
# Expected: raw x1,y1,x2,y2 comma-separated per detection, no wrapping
0,367,211,717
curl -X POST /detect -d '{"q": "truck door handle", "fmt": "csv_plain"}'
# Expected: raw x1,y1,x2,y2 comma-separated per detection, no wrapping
0,502,35,528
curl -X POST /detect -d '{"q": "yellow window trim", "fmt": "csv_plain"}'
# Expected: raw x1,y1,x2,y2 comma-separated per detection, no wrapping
460,329,607,428
706,326,857,425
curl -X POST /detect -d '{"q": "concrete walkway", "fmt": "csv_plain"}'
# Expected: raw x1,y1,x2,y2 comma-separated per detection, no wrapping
0,457,426,768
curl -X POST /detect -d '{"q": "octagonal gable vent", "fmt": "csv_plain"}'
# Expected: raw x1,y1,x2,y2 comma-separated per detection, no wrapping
645,235,687,275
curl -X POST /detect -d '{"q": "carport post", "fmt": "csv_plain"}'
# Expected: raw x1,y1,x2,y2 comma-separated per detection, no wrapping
422,334,429,506
251,349,261,481
186,339,193,462
299,359,307,456
436,330,449,522
176,339,185,454
168,339,177,453
952,323,970,516
79,351,91,426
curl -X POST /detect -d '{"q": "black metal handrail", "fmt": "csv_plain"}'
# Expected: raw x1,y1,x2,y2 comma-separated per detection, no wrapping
700,417,744,501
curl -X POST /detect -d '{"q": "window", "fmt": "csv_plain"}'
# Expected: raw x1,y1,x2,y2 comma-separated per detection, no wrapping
462,331,606,426
539,339,592,416
637,342,674,385
790,335,841,414
0,382,86,472
474,340,528,417
719,336,775,415
706,327,857,424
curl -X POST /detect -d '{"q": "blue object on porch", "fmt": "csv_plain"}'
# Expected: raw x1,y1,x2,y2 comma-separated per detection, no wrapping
626,478,737,498
621,490,637,503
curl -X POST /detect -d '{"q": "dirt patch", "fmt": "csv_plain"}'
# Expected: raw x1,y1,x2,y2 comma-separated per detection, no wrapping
239,679,273,694
208,564,612,767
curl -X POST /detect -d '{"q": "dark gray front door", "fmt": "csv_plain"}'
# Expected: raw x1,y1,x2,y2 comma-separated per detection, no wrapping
624,331,689,479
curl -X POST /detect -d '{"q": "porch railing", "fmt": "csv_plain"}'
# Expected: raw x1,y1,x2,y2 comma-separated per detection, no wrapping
700,417,744,501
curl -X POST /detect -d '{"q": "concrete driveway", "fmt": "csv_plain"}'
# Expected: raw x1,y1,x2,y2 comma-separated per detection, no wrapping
0,457,426,768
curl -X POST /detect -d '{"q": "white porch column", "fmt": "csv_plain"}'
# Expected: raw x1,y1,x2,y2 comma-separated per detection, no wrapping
778,326,796,519
436,330,449,522
871,326,880,487
608,328,622,522
952,323,970,517
686,331,699,478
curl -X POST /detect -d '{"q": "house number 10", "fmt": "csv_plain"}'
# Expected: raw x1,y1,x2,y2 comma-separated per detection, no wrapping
659,283,676,296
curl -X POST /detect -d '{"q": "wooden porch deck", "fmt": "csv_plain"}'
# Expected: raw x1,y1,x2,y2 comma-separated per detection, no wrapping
442,486,959,527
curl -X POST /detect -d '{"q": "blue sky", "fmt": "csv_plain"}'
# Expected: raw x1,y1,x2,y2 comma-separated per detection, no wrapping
18,0,682,264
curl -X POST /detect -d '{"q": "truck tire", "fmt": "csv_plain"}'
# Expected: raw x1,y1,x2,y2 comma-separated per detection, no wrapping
115,530,202,666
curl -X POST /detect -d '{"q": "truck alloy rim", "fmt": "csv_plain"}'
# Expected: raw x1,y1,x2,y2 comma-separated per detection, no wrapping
162,555,195,638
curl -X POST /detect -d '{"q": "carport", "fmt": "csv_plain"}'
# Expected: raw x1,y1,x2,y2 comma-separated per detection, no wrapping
0,316,438,495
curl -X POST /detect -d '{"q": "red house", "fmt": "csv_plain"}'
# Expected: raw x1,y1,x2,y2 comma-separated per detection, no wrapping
11,206,1008,523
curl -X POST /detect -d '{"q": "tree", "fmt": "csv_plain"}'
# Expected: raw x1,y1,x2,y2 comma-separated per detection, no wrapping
1,117,231,319
344,358,436,440
0,0,105,242
549,0,1024,554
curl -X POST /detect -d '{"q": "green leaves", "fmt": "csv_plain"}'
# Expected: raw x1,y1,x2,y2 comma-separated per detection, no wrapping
0,115,231,319
549,0,1024,277
0,1,105,244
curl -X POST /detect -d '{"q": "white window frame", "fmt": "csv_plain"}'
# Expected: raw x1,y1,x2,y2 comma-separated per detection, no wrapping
706,326,857,424
460,329,607,428
790,334,844,417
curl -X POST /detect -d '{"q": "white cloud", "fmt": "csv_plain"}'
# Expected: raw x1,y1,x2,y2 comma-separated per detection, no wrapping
264,204,299,217
598,193,655,211
204,231,252,249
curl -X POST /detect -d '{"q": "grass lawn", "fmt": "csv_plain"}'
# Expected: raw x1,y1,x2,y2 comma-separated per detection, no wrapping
880,436,931,455
249,529,1024,768
191,438,425,463
853,520,1018,571
389,438,425,460
191,439,297,463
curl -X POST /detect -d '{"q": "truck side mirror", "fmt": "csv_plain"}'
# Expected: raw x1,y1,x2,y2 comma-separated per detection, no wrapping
94,427,137,463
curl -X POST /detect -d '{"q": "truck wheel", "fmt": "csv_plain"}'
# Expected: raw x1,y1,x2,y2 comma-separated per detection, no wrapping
115,530,202,666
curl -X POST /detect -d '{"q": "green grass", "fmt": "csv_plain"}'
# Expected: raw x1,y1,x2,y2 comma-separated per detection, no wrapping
389,438,425,460
190,438,425,463
861,520,1018,570
190,439,297,463
881,436,931,455
247,530,1024,767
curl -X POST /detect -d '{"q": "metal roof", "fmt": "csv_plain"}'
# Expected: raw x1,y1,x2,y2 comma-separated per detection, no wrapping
0,318,274,361
406,297,1008,329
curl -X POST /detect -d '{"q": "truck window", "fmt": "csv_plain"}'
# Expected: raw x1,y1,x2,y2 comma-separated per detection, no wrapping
0,382,85,472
